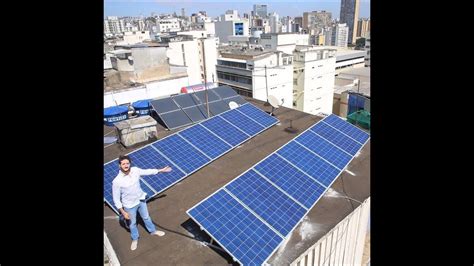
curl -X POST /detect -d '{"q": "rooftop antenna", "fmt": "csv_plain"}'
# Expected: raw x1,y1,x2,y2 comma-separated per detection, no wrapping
267,95,280,116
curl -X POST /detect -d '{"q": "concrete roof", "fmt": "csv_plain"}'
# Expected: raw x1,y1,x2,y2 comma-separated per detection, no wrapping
335,49,367,62
104,98,370,265
334,67,370,96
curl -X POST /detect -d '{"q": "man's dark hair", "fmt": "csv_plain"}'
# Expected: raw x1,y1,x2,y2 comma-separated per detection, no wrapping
118,155,131,164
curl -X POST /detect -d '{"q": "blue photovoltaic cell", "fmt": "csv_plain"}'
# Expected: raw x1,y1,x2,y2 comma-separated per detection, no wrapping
172,93,202,108
179,124,232,159
105,104,279,215
277,141,340,187
187,114,369,265
104,162,118,209
182,105,208,122
194,90,221,103
208,100,229,116
226,170,306,236
236,103,278,128
150,97,180,113
323,114,369,144
254,154,326,209
201,116,249,146
160,110,193,129
221,109,265,136
187,190,282,265
213,86,238,99
128,146,186,192
310,122,362,156
152,135,211,174
295,130,352,170
103,160,156,214
223,95,246,105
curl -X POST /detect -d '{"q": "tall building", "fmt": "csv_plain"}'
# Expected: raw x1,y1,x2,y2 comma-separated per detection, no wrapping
221,10,239,21
181,8,186,18
104,16,125,34
253,4,268,18
293,46,337,115
340,0,360,44
216,47,293,108
302,11,332,32
357,18,370,38
215,19,249,43
331,23,349,47
269,12,279,33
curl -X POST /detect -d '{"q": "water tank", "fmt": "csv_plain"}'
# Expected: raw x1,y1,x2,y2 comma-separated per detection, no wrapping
104,105,129,126
132,99,151,116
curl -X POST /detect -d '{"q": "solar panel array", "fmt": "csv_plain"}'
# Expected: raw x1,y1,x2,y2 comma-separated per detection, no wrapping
150,86,247,130
104,103,278,214
187,114,370,265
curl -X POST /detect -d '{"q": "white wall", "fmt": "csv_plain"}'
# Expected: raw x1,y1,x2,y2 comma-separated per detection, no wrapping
167,40,201,85
294,49,336,115
120,31,151,45
251,54,293,108
204,22,215,36
215,20,249,43
202,38,218,83
291,197,370,266
104,76,189,108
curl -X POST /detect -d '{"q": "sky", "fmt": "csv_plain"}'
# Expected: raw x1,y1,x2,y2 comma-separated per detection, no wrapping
104,0,370,20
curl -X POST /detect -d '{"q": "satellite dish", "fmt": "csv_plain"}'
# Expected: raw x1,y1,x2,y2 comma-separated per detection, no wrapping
228,101,239,109
267,95,280,116
268,95,280,108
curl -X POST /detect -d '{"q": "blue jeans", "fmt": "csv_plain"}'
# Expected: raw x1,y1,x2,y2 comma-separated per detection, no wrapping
124,201,157,240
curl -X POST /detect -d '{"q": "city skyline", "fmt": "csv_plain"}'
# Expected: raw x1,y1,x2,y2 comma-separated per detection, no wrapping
104,0,370,19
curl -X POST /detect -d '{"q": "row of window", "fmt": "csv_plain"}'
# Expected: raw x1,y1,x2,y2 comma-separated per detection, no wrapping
217,71,252,85
217,60,247,69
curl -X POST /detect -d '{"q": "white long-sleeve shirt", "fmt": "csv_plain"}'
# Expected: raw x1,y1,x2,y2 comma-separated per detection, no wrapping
112,167,159,209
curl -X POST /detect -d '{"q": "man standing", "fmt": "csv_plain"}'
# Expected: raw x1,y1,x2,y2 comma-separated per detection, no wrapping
112,155,172,250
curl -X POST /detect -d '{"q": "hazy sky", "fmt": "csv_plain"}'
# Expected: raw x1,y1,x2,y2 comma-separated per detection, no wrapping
104,0,370,19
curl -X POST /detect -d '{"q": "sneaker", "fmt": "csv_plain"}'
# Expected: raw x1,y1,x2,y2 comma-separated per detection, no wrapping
130,240,138,251
151,230,165,236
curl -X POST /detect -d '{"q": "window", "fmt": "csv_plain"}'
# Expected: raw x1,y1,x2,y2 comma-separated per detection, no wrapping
293,79,298,85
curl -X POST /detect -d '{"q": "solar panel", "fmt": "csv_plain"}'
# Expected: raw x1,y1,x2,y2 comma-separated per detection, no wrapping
105,103,278,214
172,93,202,108
310,122,362,156
277,141,340,187
149,87,248,130
213,85,239,99
295,130,352,170
194,90,221,103
208,100,229,116
224,95,246,105
187,190,283,266
150,97,180,113
179,124,232,159
159,110,193,130
220,109,265,136
235,103,278,128
187,114,370,265
254,154,326,209
200,116,249,146
225,169,306,236
182,105,208,122
152,135,211,174
322,114,369,144
127,146,186,192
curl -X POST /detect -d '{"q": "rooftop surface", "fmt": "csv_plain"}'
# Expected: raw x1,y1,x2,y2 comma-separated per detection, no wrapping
104,97,370,265
335,67,371,96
